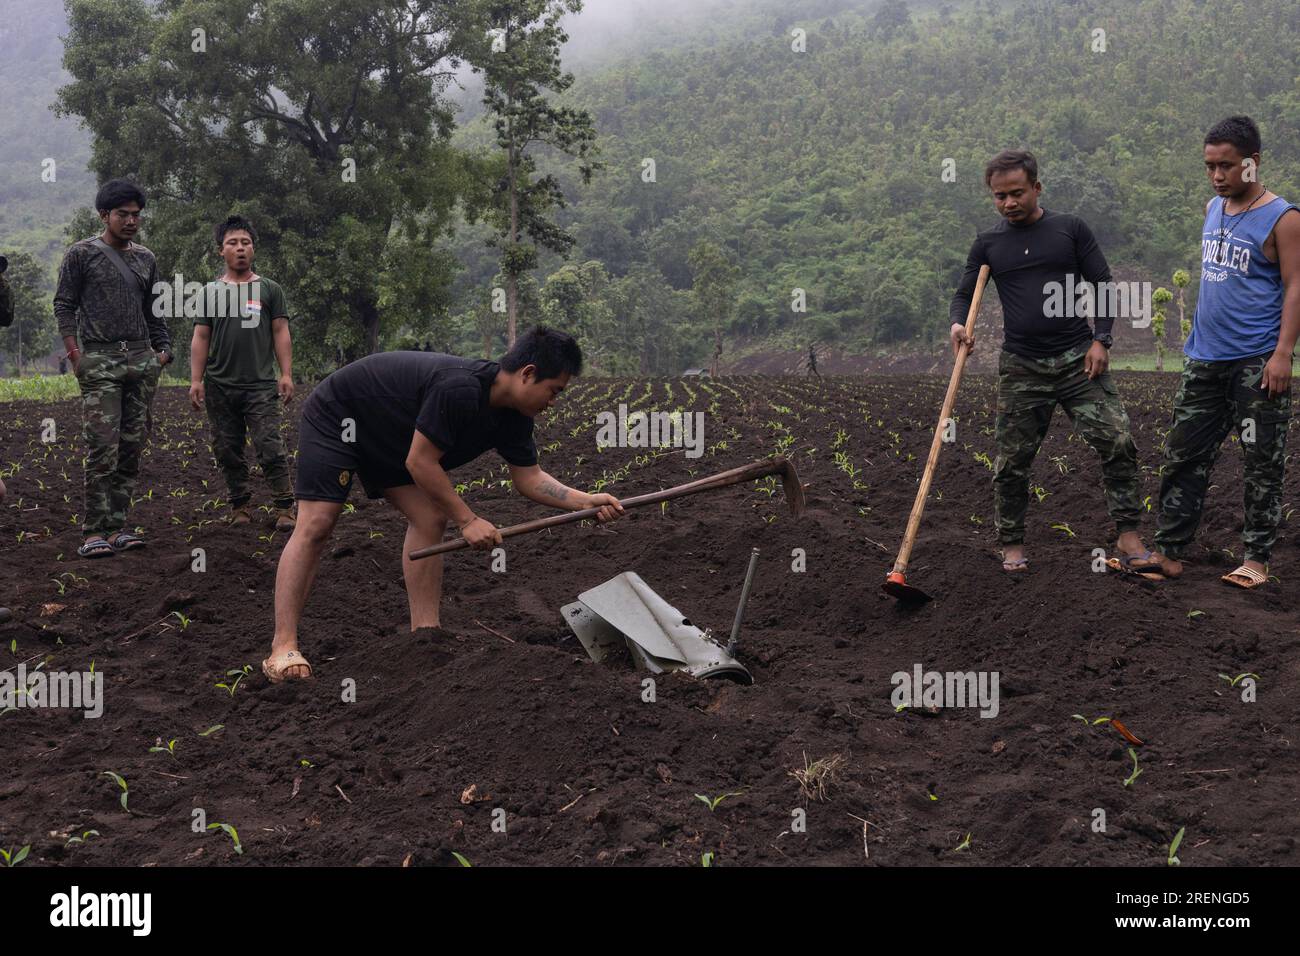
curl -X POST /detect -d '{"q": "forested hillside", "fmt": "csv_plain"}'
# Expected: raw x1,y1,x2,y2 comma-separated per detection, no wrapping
466,0,1300,363
3,0,1299,374
0,0,93,259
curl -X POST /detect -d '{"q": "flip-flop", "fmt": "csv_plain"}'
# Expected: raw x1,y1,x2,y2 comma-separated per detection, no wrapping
1106,550,1166,580
77,536,115,559
1001,556,1029,572
1221,564,1268,590
108,531,146,552
262,650,313,682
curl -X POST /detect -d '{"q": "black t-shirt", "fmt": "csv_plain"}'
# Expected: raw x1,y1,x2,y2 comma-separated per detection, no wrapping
949,208,1114,359
304,352,537,472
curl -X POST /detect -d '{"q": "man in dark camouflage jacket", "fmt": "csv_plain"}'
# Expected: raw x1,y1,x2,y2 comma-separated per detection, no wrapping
54,180,175,559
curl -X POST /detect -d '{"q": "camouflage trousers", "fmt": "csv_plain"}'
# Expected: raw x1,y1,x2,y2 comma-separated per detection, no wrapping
204,381,293,508
76,342,162,536
1155,353,1291,563
993,345,1142,544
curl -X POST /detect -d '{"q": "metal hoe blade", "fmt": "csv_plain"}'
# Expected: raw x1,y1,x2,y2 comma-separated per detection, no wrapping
881,571,932,604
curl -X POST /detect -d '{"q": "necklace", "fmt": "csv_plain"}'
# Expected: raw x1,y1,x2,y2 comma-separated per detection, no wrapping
1218,185,1267,237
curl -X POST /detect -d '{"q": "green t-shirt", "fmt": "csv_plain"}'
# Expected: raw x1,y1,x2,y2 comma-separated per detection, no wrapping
194,276,289,387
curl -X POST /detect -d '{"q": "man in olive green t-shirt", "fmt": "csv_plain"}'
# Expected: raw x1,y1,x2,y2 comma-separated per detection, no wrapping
190,215,296,531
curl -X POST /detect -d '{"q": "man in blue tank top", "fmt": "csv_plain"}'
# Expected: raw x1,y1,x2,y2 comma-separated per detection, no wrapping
1153,116,1300,588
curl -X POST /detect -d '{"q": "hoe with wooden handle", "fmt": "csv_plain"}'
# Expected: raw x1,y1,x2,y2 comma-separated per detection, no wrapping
883,263,991,603
409,457,805,560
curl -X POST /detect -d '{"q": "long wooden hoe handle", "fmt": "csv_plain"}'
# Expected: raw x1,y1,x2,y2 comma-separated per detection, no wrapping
408,458,792,560
889,264,990,576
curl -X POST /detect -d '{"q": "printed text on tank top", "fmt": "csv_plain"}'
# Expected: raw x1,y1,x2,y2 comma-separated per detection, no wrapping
1214,189,1283,263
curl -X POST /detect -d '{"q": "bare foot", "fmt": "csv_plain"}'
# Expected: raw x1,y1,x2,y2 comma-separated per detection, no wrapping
1150,552,1183,578
1114,532,1164,575
1000,545,1029,573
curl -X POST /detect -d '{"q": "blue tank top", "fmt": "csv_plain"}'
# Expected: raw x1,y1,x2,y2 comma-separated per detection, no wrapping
1185,195,1299,361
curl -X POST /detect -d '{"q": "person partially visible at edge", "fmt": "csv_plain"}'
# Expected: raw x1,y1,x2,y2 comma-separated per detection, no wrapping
0,253,12,330
54,179,174,559
1151,116,1300,589
949,149,1161,576
189,215,297,532
261,326,625,682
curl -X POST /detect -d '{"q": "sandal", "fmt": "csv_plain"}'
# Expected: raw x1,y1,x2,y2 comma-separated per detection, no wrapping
108,531,146,552
1221,564,1268,590
1000,554,1029,573
77,536,115,559
262,649,313,682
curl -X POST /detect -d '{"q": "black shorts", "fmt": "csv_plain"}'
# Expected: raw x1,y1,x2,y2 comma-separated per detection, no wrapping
294,412,415,503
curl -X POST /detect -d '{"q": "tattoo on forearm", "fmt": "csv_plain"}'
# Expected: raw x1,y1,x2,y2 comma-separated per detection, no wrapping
536,479,570,503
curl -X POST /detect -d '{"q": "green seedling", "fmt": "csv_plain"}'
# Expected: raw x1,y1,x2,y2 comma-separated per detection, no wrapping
198,724,224,737
953,833,972,852
102,771,130,812
367,531,383,539
215,665,253,697
1218,672,1259,687
64,829,100,847
299,759,314,768
1188,609,1205,620
1051,522,1076,538
0,845,30,867
1072,714,1112,727
206,822,243,855
149,738,178,759
1122,748,1143,787
452,851,472,867
694,792,743,812
701,852,714,867
1167,826,1185,866
171,610,192,630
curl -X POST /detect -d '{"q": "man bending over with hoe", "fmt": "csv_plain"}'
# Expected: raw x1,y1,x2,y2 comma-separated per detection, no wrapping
262,326,624,681
949,149,1160,575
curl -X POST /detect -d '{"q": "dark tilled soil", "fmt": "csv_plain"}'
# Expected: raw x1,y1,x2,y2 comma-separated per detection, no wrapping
1,372,1296,866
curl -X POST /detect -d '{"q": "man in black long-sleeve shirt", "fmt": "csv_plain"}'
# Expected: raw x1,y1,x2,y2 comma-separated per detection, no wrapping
54,179,175,558
949,150,1159,575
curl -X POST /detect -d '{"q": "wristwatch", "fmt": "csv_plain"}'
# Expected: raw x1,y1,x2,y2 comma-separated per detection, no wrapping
1094,333,1114,349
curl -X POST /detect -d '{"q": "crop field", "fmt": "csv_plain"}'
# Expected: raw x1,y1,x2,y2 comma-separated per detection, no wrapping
0,373,1296,866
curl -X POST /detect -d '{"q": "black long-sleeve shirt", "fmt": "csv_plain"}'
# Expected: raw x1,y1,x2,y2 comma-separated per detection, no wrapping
949,208,1114,359
54,237,171,350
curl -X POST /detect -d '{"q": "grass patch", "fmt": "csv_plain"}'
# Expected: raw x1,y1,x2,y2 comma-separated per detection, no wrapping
1109,352,1182,373
0,374,189,403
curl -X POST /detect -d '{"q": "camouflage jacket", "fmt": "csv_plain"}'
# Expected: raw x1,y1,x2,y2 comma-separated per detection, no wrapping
53,237,171,350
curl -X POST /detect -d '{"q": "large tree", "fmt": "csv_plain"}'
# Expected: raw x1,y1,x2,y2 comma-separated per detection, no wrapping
468,0,601,346
56,0,477,373
687,240,738,377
